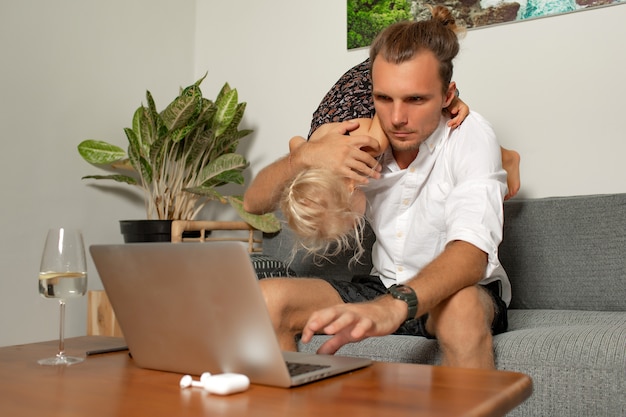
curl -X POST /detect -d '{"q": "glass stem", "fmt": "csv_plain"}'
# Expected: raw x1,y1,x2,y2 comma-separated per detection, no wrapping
58,299,66,358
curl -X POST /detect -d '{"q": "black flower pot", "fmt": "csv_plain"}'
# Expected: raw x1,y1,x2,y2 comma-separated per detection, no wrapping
119,220,173,243
119,220,209,243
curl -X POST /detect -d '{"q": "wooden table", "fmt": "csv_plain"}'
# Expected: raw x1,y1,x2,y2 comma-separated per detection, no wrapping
0,336,532,417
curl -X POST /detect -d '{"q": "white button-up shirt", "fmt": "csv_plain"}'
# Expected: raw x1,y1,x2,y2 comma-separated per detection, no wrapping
363,112,511,304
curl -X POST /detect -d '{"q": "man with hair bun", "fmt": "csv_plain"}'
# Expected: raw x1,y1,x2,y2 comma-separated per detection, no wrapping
244,6,512,369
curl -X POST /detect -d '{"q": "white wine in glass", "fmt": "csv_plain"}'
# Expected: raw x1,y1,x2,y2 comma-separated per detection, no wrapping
38,228,88,365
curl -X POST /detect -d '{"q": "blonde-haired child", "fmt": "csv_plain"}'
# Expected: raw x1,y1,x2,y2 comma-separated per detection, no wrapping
280,115,388,262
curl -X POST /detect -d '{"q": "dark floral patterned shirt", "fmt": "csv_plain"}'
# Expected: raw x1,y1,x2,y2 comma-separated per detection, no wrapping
308,59,375,138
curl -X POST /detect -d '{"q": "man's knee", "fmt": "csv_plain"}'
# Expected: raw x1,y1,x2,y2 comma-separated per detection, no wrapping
259,277,342,332
428,286,494,342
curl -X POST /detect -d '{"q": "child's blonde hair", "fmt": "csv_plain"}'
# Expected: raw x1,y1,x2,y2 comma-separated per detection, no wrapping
280,168,366,264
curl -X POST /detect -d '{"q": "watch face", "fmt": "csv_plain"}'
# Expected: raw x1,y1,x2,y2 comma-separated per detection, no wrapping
397,286,413,295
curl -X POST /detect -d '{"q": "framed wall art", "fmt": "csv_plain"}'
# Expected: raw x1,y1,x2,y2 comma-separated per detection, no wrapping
347,0,626,49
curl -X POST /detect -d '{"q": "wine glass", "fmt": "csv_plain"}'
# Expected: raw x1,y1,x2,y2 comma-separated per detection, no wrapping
38,228,88,365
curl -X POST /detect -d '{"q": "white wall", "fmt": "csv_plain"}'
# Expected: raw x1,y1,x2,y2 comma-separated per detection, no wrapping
195,1,626,199
453,6,626,198
0,0,195,347
2,0,625,347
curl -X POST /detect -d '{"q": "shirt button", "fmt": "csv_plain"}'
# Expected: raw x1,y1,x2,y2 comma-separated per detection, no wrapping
396,232,403,238
402,199,409,206
409,167,416,173
397,266,404,272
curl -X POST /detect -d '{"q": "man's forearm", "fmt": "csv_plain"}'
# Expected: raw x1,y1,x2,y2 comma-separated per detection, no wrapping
405,241,487,318
243,155,295,214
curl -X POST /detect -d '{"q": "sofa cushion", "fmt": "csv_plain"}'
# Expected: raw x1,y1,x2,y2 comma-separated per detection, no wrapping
500,193,626,311
297,334,440,364
495,309,626,417
506,308,626,330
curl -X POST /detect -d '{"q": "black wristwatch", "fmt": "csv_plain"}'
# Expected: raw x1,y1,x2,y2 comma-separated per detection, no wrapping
387,284,418,322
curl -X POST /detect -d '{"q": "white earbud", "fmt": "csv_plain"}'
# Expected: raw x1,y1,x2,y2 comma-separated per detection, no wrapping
179,372,212,389
179,372,250,395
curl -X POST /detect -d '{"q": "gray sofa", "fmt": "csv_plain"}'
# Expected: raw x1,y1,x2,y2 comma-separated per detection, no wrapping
262,193,626,417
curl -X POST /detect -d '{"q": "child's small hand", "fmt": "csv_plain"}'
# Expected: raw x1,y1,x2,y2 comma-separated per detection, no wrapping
446,96,469,129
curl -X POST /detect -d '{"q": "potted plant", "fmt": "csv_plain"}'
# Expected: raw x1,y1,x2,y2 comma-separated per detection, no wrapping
77,74,280,242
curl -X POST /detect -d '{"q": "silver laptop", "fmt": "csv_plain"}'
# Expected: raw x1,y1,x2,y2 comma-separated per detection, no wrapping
90,242,371,387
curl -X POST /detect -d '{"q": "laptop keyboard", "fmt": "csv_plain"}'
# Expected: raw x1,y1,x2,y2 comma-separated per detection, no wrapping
286,361,331,377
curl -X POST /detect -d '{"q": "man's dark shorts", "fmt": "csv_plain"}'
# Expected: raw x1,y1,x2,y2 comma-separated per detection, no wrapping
325,275,508,339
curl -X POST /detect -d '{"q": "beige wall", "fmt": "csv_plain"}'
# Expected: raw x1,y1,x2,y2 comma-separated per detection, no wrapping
195,1,626,199
2,0,625,346
0,0,195,346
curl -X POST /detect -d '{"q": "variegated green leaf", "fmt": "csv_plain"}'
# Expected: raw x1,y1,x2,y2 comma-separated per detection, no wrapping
125,127,141,159
131,106,142,138
224,102,246,134
236,129,254,141
148,133,168,172
146,90,158,117
198,153,248,185
146,91,162,137
138,155,152,184
194,72,208,88
127,142,152,184
227,196,281,233
78,140,126,164
161,86,200,131
183,186,225,202
223,128,254,152
215,83,232,104
81,174,137,185
136,106,156,150
170,123,196,144
202,170,245,188
214,88,238,137
183,128,209,167
197,98,217,124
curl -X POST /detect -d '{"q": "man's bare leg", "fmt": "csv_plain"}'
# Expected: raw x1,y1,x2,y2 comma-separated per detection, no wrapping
259,277,344,351
501,147,521,200
426,286,496,369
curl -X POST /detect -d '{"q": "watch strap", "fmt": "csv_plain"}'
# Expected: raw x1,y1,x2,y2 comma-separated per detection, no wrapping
388,284,418,322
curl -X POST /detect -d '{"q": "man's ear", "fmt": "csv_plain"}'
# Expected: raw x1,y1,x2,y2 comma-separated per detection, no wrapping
443,81,457,108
